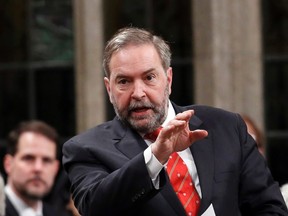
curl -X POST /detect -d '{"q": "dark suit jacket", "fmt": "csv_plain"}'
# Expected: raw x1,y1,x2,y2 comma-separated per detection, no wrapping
63,103,288,216
5,196,57,216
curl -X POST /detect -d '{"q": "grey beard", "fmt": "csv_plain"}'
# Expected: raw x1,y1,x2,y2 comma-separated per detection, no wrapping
112,85,170,134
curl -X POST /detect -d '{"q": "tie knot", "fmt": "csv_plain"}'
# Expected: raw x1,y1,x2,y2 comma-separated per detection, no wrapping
144,127,163,142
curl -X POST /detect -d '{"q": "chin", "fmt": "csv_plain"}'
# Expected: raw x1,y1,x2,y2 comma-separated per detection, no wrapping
25,191,46,200
28,187,49,197
130,120,155,133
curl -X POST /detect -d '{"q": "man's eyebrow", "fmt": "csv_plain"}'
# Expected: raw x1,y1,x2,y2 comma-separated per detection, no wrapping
21,154,35,159
114,68,156,79
114,73,129,80
143,68,156,74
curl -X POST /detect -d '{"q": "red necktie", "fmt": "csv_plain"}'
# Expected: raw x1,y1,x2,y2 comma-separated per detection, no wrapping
144,128,201,216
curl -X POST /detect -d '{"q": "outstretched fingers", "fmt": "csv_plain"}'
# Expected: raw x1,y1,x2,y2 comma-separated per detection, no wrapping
189,129,208,143
174,110,194,122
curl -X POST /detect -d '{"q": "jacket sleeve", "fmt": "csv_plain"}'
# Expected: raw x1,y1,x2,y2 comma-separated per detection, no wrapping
62,138,166,216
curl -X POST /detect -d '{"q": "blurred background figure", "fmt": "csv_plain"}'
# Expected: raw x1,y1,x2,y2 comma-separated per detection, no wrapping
0,173,4,216
3,120,72,216
242,114,265,156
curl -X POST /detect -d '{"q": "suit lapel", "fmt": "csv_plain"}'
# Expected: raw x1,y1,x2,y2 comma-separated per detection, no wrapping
112,119,148,159
191,131,214,214
116,133,148,159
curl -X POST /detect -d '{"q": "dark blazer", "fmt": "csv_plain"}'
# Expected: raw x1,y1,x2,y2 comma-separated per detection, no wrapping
5,196,57,216
63,103,288,216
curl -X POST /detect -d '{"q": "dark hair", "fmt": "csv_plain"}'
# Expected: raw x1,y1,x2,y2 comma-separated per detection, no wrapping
103,27,171,77
7,120,58,156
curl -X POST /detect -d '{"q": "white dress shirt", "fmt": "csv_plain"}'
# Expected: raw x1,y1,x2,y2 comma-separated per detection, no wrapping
143,101,202,197
5,185,43,216
0,174,5,216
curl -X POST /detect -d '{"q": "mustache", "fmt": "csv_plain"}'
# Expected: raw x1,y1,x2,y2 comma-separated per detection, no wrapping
128,101,155,112
27,176,46,184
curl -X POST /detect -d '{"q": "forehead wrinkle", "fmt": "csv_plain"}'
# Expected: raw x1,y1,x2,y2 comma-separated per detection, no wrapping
110,44,161,71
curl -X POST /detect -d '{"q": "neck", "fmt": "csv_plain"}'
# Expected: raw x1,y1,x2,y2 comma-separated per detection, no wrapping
9,182,40,210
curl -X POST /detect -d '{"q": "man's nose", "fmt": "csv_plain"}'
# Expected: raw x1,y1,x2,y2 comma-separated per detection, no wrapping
131,81,146,99
33,159,44,171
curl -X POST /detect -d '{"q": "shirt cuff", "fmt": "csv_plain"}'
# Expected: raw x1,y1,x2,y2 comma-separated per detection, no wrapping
144,145,164,189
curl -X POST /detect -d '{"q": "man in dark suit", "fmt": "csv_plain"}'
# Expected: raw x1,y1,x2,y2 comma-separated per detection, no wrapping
3,121,60,216
63,27,288,215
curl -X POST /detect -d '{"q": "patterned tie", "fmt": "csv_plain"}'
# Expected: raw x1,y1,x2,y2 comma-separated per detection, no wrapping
144,128,200,216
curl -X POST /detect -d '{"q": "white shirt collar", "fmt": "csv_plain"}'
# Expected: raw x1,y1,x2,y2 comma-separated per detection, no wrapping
163,100,176,126
5,184,43,216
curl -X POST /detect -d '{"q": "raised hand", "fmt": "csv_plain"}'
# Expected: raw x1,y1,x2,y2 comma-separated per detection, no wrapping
151,110,208,164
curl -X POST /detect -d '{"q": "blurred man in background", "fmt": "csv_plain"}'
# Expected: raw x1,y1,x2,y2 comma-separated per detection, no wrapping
3,120,60,216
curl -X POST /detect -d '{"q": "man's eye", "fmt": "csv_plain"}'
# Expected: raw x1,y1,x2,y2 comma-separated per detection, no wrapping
118,79,128,85
43,158,54,164
22,155,34,162
146,74,155,81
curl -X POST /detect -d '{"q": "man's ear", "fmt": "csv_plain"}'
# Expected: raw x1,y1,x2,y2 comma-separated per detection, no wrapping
104,77,113,103
166,67,173,95
3,154,13,175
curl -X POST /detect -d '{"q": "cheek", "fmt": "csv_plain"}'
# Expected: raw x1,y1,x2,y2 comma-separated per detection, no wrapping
11,166,28,180
46,175,56,186
112,92,130,108
47,163,58,176
148,88,166,103
43,167,58,184
12,161,26,172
